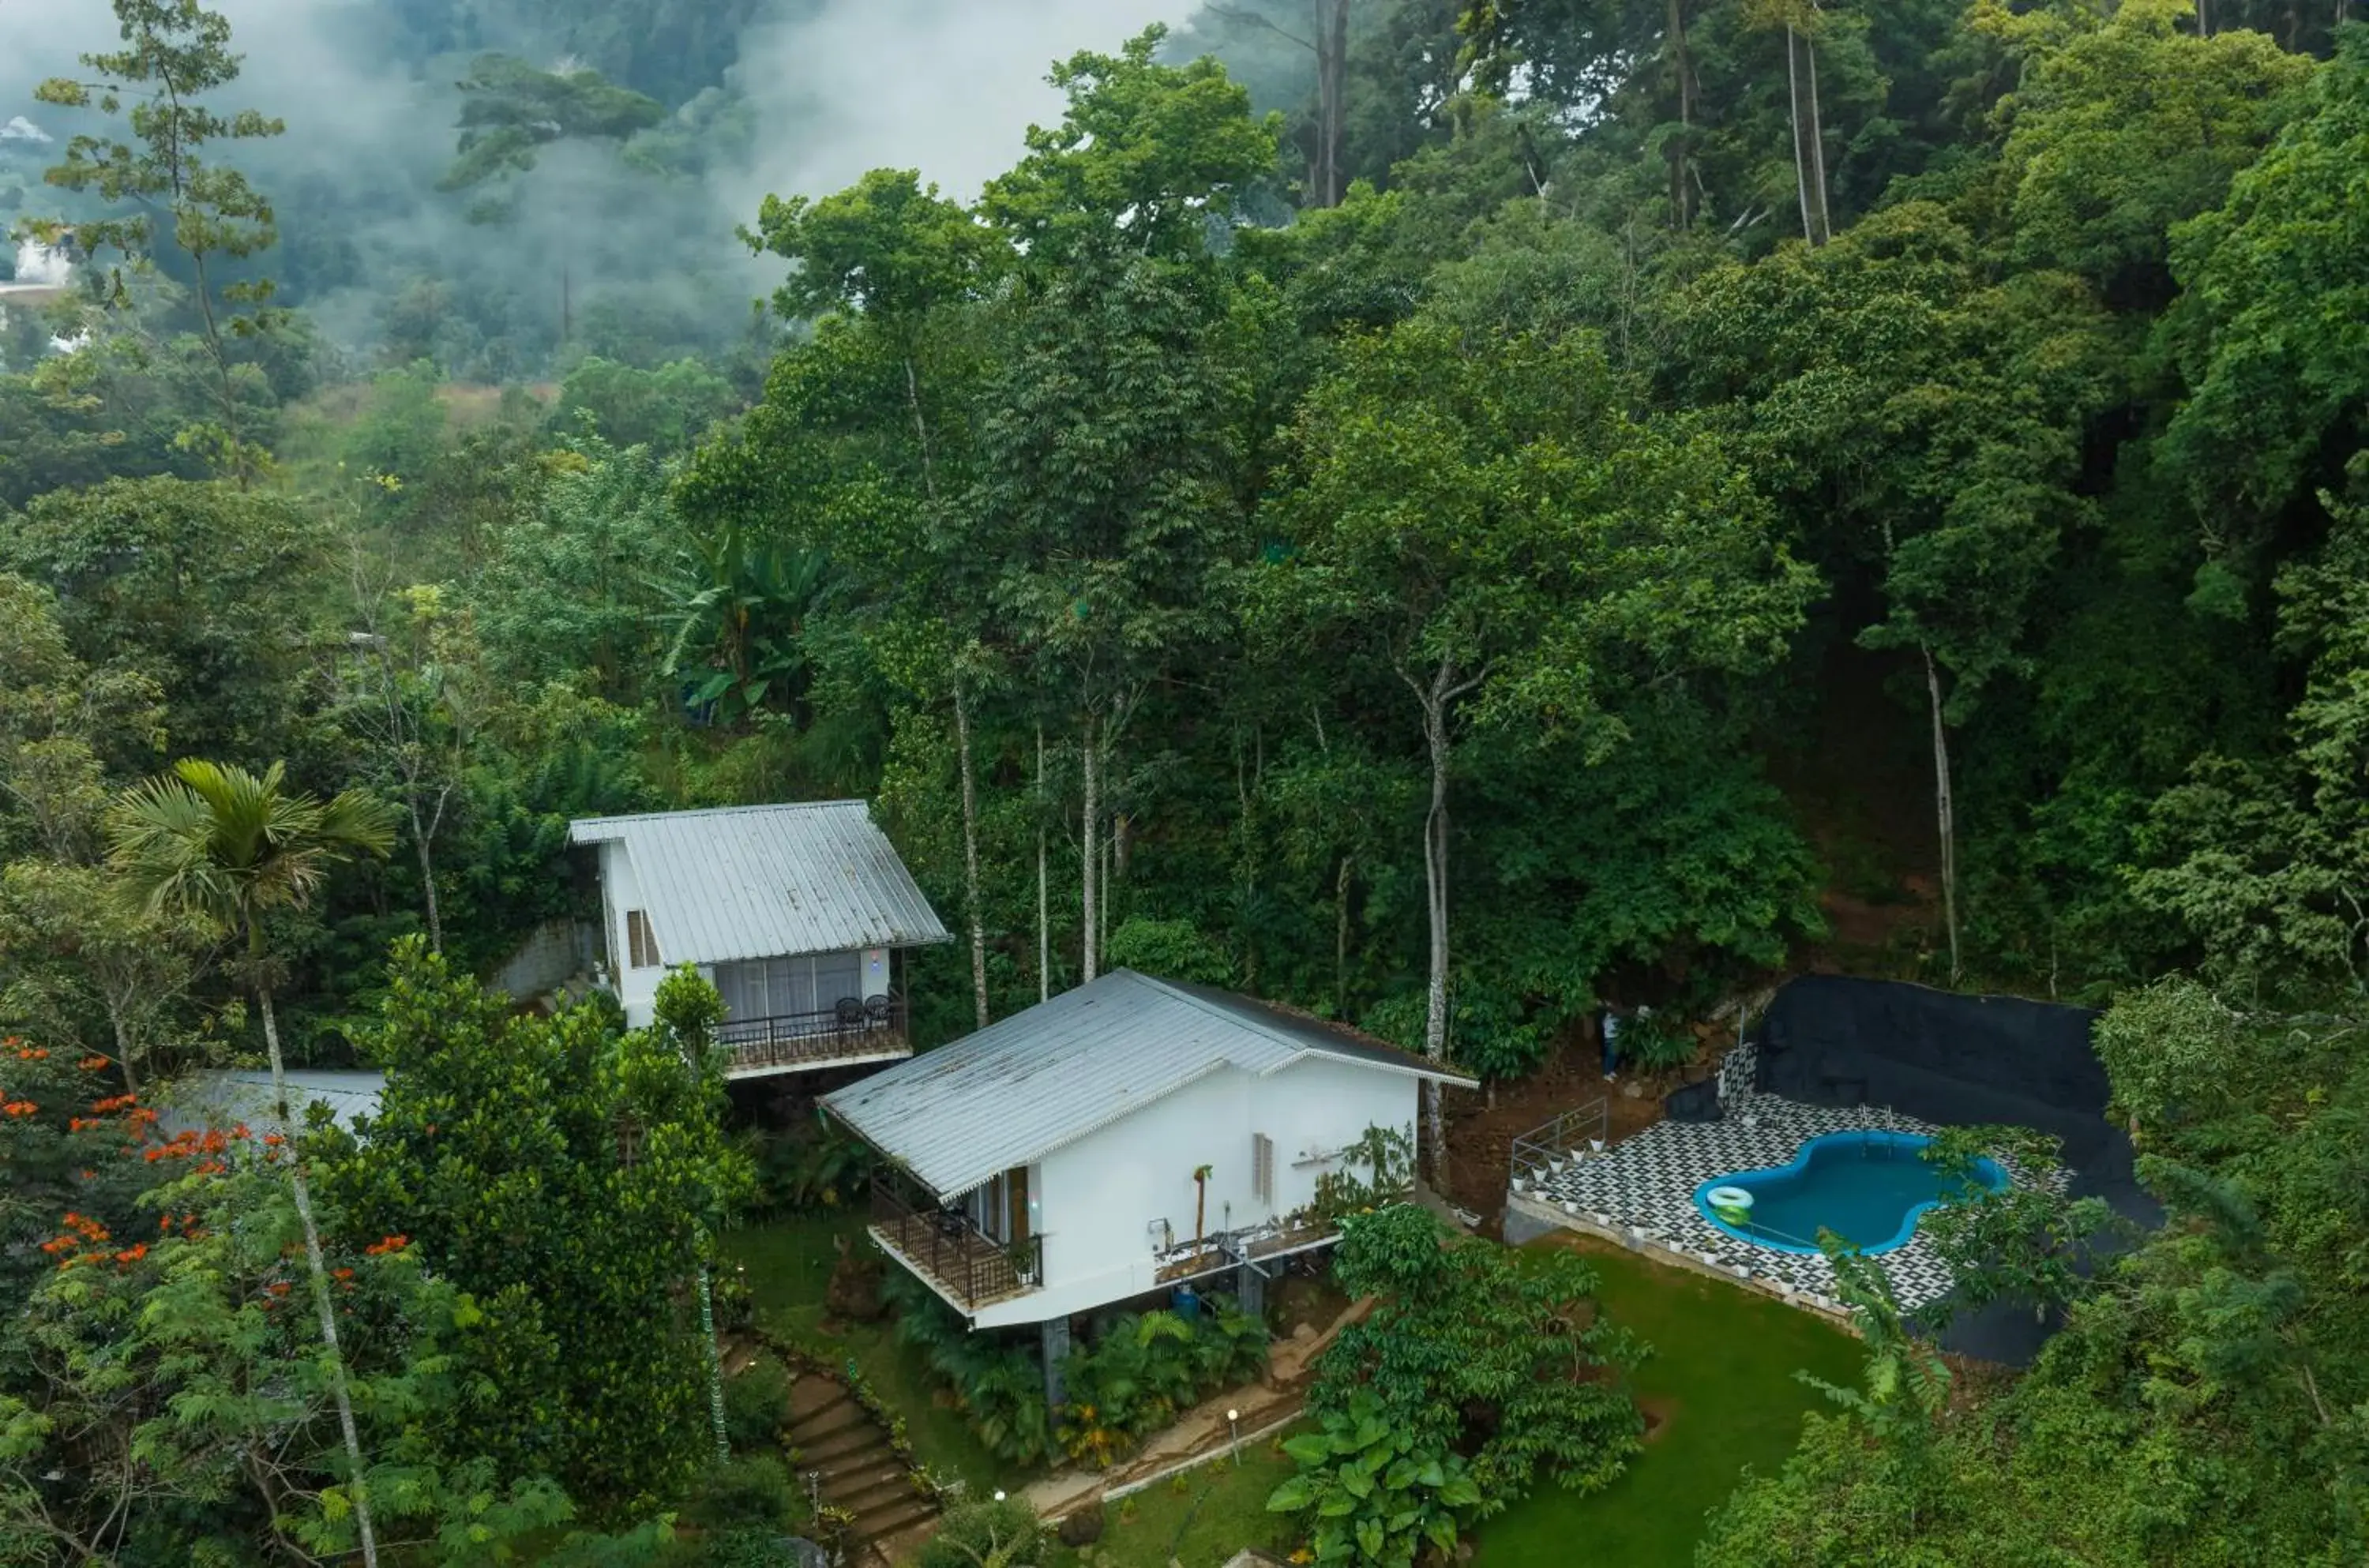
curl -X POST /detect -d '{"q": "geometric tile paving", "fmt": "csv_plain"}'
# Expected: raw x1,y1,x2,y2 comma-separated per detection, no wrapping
1508,1044,2068,1320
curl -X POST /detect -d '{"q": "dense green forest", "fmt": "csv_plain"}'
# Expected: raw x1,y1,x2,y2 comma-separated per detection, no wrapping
2,0,2366,1562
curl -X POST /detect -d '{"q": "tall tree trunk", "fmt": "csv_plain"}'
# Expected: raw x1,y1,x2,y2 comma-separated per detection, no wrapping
1237,730,1260,992
1922,647,1962,984
1079,712,1099,985
1313,0,1350,208
1669,0,1693,230
2197,0,2211,36
109,1015,140,1096
257,980,379,1568
411,807,443,955
1036,724,1049,1003
1417,670,1454,1191
954,688,989,1031
1804,25,1831,243
1785,28,1811,241
1335,855,1352,1011
903,354,938,501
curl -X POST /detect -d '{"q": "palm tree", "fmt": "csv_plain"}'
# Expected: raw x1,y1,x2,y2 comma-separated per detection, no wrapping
107,760,399,1568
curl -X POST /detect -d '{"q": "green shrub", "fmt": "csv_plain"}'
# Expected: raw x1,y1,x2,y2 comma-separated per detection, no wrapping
1056,1300,1270,1468
915,1499,1046,1568
886,1269,1056,1466
696,1527,805,1568
1620,1007,1701,1071
682,1453,804,1534
1316,1204,1644,1518
888,1268,1268,1470
1307,1124,1414,1229
1104,916,1236,986
724,1354,793,1452
749,1118,878,1214
1268,1391,1481,1566
1362,988,1550,1082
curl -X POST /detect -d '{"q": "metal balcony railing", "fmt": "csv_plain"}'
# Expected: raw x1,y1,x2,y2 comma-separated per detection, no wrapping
869,1173,1043,1311
714,995,909,1075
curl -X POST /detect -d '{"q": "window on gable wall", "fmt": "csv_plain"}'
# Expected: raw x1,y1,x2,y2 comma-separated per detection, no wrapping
1252,1132,1275,1204
625,910,661,969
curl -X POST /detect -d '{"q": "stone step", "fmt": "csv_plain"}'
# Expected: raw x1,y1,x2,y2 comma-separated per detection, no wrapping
851,1495,937,1541
815,1450,895,1487
831,1470,922,1517
787,1399,867,1446
795,1420,887,1468
788,1375,852,1421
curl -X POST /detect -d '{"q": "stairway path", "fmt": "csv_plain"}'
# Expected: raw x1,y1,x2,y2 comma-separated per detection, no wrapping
769,1352,939,1556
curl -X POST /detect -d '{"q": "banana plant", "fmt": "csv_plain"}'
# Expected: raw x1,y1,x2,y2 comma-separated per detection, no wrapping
651,518,834,726
1267,1391,1482,1566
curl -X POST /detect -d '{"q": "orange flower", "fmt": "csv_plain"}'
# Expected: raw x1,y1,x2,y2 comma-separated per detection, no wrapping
4,1101,40,1118
115,1244,148,1266
77,1056,109,1072
332,1266,355,1281
263,1132,285,1147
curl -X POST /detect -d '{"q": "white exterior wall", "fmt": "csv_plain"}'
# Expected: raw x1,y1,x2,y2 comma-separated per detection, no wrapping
599,842,893,1029
971,1056,1419,1330
600,842,664,1027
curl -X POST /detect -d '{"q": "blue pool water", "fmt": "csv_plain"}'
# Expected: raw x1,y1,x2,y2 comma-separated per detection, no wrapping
1693,1130,2009,1255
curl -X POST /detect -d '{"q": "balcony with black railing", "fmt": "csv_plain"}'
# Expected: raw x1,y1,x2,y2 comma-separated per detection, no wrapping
869,1172,1043,1312
713,993,911,1076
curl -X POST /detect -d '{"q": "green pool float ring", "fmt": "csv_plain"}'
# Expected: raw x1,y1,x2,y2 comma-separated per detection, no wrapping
1708,1186,1755,1227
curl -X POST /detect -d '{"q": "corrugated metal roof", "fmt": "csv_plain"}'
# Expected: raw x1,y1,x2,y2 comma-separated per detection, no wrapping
822,970,1475,1201
164,1069,385,1138
569,802,951,966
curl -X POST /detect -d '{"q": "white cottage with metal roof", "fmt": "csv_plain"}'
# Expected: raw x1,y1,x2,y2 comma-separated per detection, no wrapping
568,802,951,1078
822,970,1474,1342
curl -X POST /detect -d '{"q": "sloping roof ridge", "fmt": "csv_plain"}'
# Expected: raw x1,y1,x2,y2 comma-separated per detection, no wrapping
574,800,867,831
1127,969,1325,1068
1133,971,1468,1082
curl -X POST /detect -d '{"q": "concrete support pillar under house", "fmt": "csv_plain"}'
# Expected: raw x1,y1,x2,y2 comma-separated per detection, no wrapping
1040,1315,1071,1409
1234,1261,1267,1321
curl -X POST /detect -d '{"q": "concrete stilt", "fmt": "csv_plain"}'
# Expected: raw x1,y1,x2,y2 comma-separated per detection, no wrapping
1234,1261,1267,1320
1039,1315,1071,1410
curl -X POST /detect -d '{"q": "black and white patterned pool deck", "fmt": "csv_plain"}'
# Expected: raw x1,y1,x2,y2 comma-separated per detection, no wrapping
1504,1044,2065,1323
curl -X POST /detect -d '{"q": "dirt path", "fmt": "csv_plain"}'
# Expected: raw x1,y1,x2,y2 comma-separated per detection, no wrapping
1441,1031,1726,1225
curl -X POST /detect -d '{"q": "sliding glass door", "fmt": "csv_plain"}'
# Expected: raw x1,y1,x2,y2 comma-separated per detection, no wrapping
713,951,868,1030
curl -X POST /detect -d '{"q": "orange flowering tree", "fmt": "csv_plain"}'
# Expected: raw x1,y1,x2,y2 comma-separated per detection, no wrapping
0,1037,160,1301
0,1094,572,1563
315,939,751,1522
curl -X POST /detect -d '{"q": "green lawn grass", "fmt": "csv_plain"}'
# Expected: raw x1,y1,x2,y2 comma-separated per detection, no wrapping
729,1216,1857,1567
1472,1236,1863,1567
725,1212,1037,1498
1046,1433,1302,1568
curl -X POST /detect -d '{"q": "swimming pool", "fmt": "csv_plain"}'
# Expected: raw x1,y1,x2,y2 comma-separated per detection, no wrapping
1692,1130,2008,1255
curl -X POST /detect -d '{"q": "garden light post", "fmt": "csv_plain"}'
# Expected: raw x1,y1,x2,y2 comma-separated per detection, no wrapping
1227,1407,1241,1465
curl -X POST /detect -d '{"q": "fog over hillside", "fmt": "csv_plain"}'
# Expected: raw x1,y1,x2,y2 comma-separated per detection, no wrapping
1,0,1191,364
